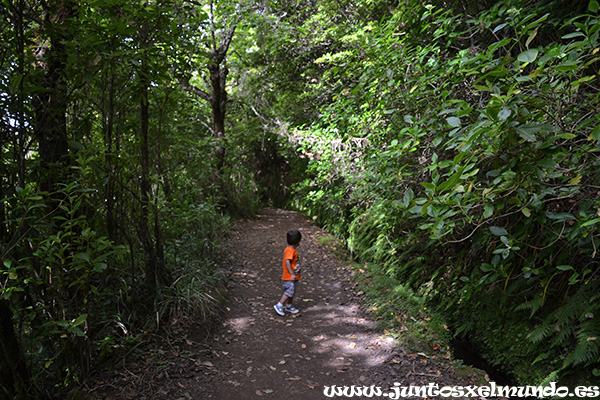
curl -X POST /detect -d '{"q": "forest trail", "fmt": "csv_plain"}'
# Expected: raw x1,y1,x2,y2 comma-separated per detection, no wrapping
90,208,484,399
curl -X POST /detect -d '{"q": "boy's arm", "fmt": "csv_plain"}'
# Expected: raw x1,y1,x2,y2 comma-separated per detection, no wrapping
285,259,296,280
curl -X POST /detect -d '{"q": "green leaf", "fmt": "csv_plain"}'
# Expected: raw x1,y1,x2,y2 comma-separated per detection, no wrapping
522,207,531,217
446,117,461,127
72,314,88,328
488,38,512,53
525,28,538,49
571,75,597,87
55,320,69,328
555,61,578,71
545,212,576,221
568,174,582,185
556,265,574,271
498,107,511,121
561,32,585,39
403,189,414,207
518,49,539,63
408,206,422,215
490,226,508,236
515,123,543,142
568,272,580,285
74,252,91,262
493,23,508,33
437,170,463,192
590,125,600,141
538,158,557,168
582,218,600,227
590,0,600,12
484,204,494,218
69,326,86,337
480,264,493,272
93,263,108,273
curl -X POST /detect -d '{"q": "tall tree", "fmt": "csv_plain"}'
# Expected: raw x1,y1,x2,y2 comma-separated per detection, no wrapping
179,0,238,172
134,2,173,296
32,0,76,193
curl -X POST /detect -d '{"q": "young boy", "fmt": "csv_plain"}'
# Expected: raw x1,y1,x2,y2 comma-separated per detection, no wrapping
274,230,302,316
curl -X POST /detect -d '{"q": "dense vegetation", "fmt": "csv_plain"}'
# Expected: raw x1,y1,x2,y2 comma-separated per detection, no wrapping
0,1,262,397
0,0,598,397
285,0,600,386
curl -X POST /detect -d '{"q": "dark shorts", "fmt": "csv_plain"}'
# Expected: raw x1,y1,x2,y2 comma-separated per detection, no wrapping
282,280,298,297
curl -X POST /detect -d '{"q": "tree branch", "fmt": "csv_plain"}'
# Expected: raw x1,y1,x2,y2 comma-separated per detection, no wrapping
178,77,211,102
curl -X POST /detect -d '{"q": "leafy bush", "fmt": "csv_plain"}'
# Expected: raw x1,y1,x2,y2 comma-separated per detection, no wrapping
292,0,600,385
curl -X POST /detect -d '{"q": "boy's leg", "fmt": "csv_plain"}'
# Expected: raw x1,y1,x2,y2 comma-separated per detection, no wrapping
284,281,299,313
279,294,290,304
276,281,299,315
275,281,294,316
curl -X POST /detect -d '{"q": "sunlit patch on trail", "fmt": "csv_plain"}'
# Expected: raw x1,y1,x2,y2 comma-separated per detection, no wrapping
227,316,255,333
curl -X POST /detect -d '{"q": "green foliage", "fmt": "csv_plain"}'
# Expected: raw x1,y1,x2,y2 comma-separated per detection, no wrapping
1,0,264,395
286,0,600,385
1,171,125,387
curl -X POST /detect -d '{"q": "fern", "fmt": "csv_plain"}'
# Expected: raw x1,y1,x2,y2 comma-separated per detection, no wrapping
528,321,552,344
563,335,599,368
530,281,600,372
515,294,544,317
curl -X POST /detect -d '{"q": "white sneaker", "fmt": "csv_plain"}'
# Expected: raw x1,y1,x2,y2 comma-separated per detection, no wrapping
285,305,299,314
274,303,285,316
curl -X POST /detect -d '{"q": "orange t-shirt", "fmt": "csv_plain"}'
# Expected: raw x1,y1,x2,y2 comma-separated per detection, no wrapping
282,246,300,281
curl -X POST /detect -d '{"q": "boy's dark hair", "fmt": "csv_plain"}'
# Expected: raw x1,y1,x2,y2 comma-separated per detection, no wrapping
287,230,302,245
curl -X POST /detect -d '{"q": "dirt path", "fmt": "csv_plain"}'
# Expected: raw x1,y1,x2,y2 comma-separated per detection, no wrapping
89,208,483,399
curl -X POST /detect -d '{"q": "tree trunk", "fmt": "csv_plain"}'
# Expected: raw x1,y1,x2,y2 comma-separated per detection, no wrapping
208,61,228,172
138,25,171,296
15,0,26,189
103,63,117,244
139,25,156,293
0,300,38,399
32,1,75,194
179,17,236,174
